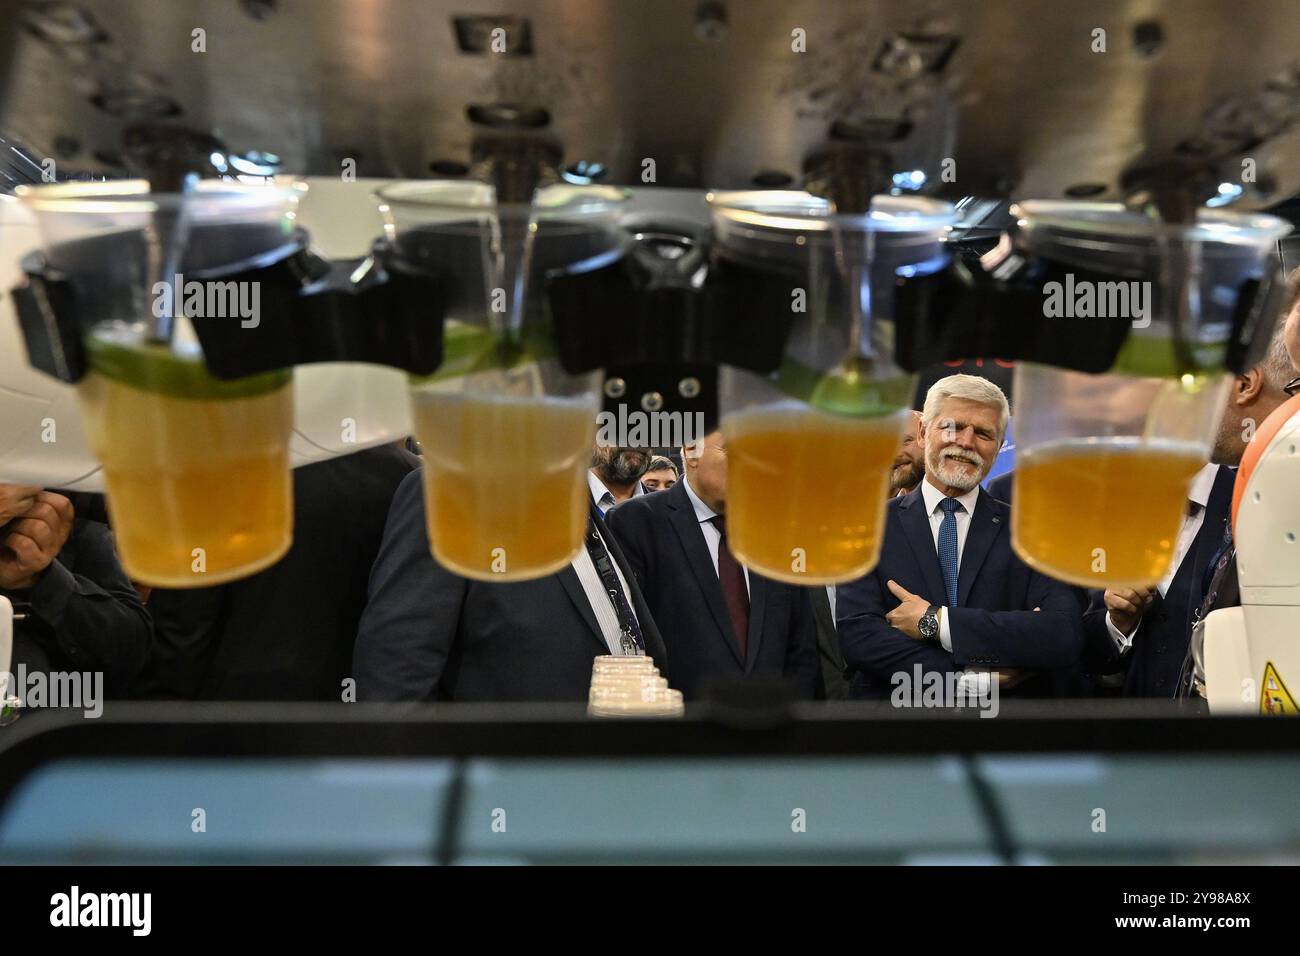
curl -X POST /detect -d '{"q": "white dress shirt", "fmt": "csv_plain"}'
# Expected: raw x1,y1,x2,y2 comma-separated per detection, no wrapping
573,485,642,655
918,478,982,652
1105,462,1220,654
682,475,750,596
588,470,646,516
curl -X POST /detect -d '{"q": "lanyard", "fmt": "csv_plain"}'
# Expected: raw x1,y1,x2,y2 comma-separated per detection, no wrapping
582,520,645,655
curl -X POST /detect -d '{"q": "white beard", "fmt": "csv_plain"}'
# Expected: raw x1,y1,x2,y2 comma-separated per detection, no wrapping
929,447,984,491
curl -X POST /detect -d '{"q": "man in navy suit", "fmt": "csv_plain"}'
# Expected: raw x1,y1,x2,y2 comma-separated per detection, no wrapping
1082,463,1234,698
978,460,1104,697
985,471,1013,504
837,375,1083,699
353,469,669,702
1097,320,1297,698
605,431,821,701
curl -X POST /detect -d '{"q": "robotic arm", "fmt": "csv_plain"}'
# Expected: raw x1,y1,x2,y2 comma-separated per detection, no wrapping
1202,393,1300,713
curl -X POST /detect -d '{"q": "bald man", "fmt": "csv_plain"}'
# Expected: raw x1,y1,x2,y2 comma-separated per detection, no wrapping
605,432,821,700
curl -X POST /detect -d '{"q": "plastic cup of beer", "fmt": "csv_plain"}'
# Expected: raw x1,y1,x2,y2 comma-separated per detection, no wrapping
378,181,628,582
17,180,303,586
1012,363,1229,588
76,328,294,585
1007,201,1290,588
708,190,956,584
411,380,598,581
722,396,915,584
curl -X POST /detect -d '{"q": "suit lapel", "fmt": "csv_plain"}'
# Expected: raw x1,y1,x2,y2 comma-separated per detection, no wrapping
666,482,745,668
1179,465,1235,616
557,564,611,653
557,505,618,654
809,584,835,635
898,487,948,606
557,564,614,654
744,572,767,673
957,489,1005,606
808,584,846,672
594,504,670,668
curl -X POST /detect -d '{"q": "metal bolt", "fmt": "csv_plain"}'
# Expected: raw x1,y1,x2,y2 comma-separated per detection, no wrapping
641,391,664,412
678,377,701,399
604,377,626,399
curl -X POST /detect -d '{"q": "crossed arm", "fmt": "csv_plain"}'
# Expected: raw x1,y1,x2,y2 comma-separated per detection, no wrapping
837,570,1083,684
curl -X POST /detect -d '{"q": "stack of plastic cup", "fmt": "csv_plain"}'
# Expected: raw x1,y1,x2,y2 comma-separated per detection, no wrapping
587,656,684,718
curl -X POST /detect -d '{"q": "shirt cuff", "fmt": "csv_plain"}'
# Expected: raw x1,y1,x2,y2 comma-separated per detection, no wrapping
1105,611,1138,654
955,670,991,699
938,607,953,653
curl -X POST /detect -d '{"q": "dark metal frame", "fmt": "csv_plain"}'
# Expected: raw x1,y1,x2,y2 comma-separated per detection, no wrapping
2,701,1297,864
3,700,1298,812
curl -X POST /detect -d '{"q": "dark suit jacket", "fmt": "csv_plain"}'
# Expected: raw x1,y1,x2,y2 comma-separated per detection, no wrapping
353,469,669,702
1081,464,1235,698
836,484,1084,699
982,467,1098,696
604,480,820,701
985,472,1013,505
137,444,420,700
2,516,152,698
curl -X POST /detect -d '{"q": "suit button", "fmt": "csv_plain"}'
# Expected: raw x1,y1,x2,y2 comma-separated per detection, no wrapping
1156,645,1166,653
1155,679,1165,688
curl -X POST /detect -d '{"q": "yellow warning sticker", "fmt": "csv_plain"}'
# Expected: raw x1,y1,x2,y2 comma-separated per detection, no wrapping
1260,662,1298,716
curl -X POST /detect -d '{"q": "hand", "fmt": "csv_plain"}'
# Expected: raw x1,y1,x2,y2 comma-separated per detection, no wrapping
0,491,74,589
886,579,932,640
994,668,1031,689
0,483,41,526
1104,587,1156,637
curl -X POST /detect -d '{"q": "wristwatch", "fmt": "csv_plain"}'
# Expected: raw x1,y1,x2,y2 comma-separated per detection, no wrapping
917,604,942,640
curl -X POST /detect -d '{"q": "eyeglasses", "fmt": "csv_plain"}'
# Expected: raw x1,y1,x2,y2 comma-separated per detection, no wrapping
1285,375,1300,398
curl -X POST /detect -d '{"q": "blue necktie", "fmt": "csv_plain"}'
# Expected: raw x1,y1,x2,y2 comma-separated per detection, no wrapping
937,497,963,608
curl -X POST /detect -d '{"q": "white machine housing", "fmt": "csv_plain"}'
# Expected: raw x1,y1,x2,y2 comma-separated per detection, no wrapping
1204,397,1300,714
